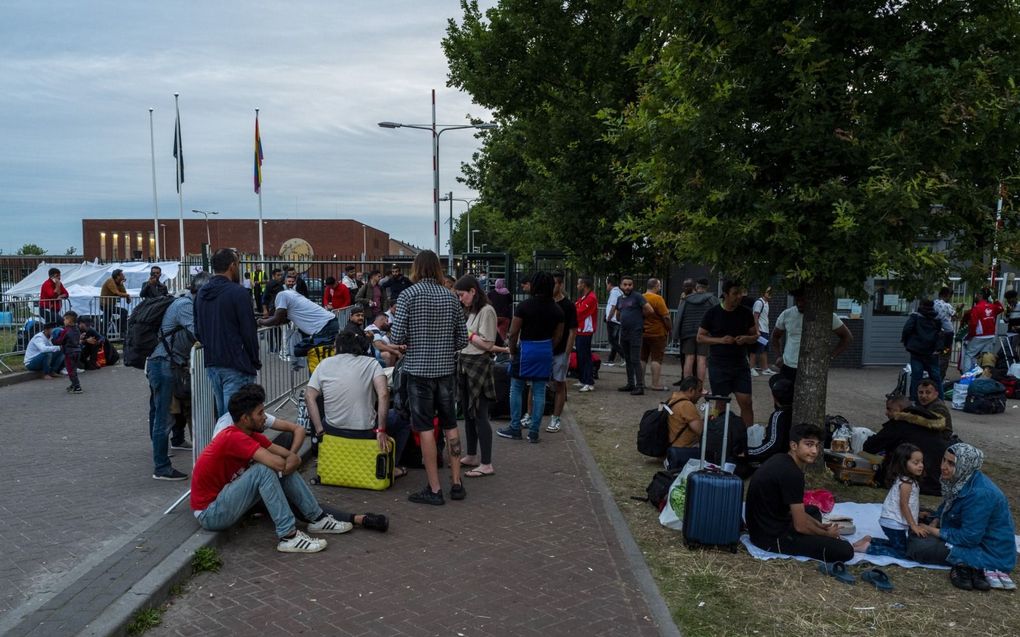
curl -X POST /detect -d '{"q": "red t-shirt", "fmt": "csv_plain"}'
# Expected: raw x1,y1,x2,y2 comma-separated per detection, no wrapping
40,279,66,311
968,300,1004,338
323,284,351,310
190,426,272,511
575,291,598,336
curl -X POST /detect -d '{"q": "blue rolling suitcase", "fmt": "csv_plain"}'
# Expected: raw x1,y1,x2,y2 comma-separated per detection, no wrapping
682,396,743,553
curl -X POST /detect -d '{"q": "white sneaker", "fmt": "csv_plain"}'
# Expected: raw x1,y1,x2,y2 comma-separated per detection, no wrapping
307,514,353,534
546,416,562,433
579,384,594,392
762,369,777,376
277,530,327,553
986,570,1005,589
604,362,616,367
521,414,531,429
750,368,760,377
573,382,584,388
998,571,1017,591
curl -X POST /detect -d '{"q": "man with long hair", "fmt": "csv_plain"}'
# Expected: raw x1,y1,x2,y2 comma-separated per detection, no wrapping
389,251,468,505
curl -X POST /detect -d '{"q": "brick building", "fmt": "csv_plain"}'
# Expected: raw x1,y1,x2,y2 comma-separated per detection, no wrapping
81,218,389,262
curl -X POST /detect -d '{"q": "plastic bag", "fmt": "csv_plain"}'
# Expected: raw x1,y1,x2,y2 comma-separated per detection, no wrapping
803,489,835,514
952,382,968,410
850,427,875,455
658,458,713,531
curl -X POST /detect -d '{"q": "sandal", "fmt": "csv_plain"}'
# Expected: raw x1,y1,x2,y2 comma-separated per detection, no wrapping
464,468,495,478
818,561,856,585
393,466,408,479
459,456,480,468
861,568,893,592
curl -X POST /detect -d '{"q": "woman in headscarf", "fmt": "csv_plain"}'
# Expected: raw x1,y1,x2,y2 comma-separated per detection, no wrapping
488,278,513,343
908,443,1016,591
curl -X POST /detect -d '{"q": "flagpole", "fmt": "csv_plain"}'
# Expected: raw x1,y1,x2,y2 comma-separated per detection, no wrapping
256,108,265,262
174,93,185,260
148,108,160,260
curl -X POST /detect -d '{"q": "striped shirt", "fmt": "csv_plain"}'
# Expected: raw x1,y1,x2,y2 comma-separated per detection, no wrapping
389,279,467,378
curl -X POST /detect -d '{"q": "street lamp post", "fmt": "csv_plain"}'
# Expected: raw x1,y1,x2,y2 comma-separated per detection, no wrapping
472,230,481,253
191,209,219,247
378,90,495,258
439,195,477,253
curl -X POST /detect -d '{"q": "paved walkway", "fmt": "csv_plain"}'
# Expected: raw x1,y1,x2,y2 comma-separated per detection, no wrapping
148,406,668,637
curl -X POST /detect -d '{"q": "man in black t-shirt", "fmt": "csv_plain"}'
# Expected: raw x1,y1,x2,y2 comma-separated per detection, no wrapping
611,276,653,395
698,279,758,425
548,273,577,433
745,423,854,563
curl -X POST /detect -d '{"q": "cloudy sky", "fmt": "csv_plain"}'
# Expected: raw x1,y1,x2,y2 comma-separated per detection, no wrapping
0,0,494,256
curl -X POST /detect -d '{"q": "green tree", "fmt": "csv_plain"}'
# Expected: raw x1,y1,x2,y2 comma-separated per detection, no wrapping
17,243,46,255
64,246,76,256
444,0,651,272
612,1,1020,427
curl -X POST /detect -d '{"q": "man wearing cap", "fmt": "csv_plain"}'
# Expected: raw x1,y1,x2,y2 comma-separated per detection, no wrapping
24,321,64,378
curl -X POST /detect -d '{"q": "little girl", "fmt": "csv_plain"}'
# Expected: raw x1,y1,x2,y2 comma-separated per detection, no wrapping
852,443,925,558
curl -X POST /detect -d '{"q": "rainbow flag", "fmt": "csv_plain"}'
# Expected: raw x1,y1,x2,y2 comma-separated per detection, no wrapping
253,114,264,194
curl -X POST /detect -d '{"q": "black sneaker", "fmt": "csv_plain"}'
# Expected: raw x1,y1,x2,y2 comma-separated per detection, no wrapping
496,426,522,440
617,385,635,392
449,483,467,501
170,440,193,451
527,432,540,444
630,388,645,396
409,485,445,506
71,387,83,394
971,566,992,592
361,513,389,532
950,564,974,591
153,468,188,481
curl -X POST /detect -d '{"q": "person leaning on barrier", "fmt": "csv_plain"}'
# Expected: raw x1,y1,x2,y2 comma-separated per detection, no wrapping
258,273,339,348
39,268,68,323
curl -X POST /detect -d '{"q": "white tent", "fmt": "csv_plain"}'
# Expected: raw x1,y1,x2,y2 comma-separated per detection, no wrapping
4,261,183,316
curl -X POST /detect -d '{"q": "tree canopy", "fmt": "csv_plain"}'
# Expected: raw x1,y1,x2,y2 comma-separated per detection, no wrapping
17,243,46,256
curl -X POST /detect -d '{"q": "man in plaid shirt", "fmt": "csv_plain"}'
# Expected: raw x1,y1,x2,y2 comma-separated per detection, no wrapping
389,250,469,505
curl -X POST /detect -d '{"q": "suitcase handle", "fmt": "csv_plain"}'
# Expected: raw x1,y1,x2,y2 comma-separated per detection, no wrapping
699,395,731,467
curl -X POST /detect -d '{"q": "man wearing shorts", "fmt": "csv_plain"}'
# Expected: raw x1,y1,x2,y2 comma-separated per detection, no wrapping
673,278,717,385
698,279,758,426
641,278,672,390
548,273,577,433
389,250,468,506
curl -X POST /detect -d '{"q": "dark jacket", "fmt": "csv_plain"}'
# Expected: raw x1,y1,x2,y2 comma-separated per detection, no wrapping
140,280,169,299
746,408,792,466
194,275,260,376
862,406,948,496
901,306,940,357
381,274,412,302
673,291,718,340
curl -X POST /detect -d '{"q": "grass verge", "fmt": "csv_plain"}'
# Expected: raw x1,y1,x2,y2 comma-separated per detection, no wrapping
573,408,1020,637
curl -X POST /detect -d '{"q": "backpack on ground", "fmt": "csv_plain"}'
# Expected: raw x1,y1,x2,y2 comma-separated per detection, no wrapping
963,378,1007,414
122,295,177,369
637,398,686,457
644,469,680,510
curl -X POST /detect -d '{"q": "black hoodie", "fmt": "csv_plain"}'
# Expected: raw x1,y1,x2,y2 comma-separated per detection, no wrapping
901,305,941,356
194,275,261,376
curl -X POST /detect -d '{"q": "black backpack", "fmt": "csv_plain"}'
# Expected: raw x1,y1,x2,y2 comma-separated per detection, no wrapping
122,295,176,369
644,469,680,510
637,398,687,457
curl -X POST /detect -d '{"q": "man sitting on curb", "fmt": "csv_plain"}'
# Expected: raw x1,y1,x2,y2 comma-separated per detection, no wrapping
209,383,389,533
24,321,63,378
745,423,854,563
191,383,353,553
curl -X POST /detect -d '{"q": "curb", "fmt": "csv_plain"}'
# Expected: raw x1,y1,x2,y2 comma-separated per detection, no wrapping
0,371,35,388
564,408,683,637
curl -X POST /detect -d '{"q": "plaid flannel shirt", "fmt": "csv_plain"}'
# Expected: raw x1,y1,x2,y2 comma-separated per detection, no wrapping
389,279,467,378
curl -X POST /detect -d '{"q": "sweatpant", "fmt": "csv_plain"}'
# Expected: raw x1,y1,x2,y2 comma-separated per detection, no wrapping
64,351,81,389
621,330,644,389
754,506,854,563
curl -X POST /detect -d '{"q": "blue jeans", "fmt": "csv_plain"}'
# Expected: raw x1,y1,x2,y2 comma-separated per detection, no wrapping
206,366,257,419
908,354,942,402
866,524,909,559
575,335,594,386
25,351,64,375
510,377,546,437
198,464,322,538
147,358,174,475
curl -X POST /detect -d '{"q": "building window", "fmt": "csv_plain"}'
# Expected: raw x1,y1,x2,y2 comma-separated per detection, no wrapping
136,232,143,257
112,233,119,261
148,231,155,259
100,232,107,261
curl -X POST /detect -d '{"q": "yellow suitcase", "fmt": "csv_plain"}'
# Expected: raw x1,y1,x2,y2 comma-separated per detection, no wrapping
317,429,394,490
307,345,335,375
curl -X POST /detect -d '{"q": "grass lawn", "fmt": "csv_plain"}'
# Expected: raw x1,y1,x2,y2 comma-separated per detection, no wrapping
573,405,1020,637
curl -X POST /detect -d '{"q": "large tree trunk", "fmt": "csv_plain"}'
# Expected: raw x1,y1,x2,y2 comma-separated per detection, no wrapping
792,284,835,440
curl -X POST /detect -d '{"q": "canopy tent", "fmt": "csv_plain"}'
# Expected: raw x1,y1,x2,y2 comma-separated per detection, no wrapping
3,261,184,316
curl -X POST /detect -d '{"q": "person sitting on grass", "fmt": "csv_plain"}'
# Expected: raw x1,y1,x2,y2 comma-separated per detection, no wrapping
745,423,854,563
852,443,926,559
190,383,355,553
738,375,795,476
664,376,705,471
907,443,1016,592
862,395,948,496
913,378,953,441
23,321,63,378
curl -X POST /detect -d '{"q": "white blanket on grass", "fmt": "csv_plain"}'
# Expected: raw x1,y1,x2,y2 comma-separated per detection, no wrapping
743,502,1012,570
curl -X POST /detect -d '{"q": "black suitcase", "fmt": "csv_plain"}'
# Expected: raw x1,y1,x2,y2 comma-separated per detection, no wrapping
682,396,743,552
489,359,554,420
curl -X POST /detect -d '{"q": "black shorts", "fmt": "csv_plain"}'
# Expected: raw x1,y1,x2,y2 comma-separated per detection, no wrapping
406,373,458,433
708,364,752,396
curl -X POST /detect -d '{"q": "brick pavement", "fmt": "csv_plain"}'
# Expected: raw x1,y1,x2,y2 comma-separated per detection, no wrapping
0,364,195,622
149,409,668,637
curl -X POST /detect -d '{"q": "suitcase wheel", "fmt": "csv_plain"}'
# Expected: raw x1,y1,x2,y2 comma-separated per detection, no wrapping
310,476,320,485
729,544,738,554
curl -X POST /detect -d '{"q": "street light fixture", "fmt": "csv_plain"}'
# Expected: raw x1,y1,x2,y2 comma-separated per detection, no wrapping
191,209,219,247
378,90,496,259
439,195,478,253
471,229,481,253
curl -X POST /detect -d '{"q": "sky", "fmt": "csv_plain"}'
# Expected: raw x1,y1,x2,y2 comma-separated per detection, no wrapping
0,0,494,256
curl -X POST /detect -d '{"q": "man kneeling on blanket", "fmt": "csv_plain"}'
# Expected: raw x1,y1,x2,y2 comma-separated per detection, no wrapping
192,384,356,553
746,423,854,563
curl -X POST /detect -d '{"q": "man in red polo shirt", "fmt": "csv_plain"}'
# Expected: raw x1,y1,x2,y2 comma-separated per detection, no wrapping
191,383,351,553
574,276,598,393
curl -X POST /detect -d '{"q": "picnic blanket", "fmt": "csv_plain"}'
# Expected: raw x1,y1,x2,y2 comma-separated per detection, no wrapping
741,502,1020,570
